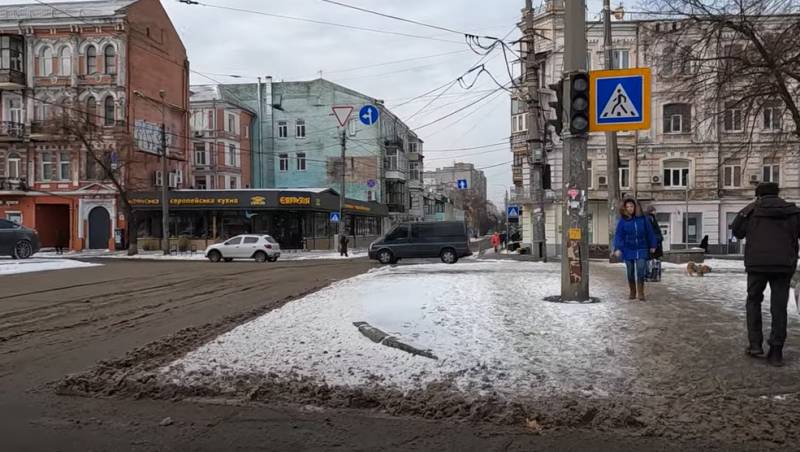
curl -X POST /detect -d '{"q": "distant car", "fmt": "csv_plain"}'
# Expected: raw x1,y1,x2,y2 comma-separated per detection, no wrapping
368,221,472,265
205,234,281,263
0,219,41,259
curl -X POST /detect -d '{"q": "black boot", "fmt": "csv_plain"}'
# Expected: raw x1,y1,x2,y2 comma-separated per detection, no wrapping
767,345,784,367
745,343,764,357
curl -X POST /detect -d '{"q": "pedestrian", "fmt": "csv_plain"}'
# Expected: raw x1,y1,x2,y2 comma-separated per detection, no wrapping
339,233,349,257
613,198,658,301
645,205,664,282
732,182,800,366
491,231,501,253
500,231,507,250
699,235,709,253
55,229,68,255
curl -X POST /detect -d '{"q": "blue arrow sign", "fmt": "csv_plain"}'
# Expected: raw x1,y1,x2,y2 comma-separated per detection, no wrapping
330,212,340,223
359,105,379,126
456,179,468,190
507,206,520,219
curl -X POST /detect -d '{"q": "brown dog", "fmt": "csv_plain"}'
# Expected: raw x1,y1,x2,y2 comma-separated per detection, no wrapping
686,261,712,277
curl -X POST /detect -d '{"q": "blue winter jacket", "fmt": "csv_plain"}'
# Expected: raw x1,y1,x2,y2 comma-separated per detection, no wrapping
614,215,658,261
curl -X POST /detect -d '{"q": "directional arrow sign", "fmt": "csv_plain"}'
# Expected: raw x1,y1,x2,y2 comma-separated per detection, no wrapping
332,106,354,127
456,179,468,190
359,105,379,126
589,67,651,132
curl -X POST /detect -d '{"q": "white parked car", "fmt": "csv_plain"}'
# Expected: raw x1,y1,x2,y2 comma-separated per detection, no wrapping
205,235,281,263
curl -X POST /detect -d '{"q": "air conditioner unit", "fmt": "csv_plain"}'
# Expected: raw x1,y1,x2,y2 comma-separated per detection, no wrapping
652,175,661,184
168,170,183,188
750,174,760,183
153,170,163,187
598,176,608,186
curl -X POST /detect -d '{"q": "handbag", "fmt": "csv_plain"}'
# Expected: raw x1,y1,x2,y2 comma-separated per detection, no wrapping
646,259,662,282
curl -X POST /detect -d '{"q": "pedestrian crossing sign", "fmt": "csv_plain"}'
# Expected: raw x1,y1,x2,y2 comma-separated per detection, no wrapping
589,68,651,132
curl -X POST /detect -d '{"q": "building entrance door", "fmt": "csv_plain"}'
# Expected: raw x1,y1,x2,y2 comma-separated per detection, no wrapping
88,206,111,249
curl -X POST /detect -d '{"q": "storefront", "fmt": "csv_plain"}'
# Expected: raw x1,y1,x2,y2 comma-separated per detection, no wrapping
129,188,387,251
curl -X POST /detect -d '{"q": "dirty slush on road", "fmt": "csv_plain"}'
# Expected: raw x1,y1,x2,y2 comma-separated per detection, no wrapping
55,262,800,449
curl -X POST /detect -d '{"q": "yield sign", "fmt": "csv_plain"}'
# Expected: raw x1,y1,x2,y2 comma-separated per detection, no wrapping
332,105,354,127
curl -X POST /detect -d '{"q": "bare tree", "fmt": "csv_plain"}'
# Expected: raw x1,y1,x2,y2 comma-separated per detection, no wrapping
47,103,148,255
640,0,800,162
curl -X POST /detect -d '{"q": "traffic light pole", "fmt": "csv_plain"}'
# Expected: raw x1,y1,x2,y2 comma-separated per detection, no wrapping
561,0,590,301
524,0,547,261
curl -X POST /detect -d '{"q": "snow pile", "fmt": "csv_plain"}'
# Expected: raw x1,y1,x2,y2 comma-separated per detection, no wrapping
0,258,101,276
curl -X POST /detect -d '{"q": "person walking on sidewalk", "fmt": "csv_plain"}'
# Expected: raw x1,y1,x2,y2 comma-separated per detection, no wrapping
645,205,664,282
339,234,350,258
613,198,658,301
491,231,501,253
732,182,800,366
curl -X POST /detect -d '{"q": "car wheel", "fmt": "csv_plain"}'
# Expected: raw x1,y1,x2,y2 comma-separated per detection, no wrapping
254,251,267,263
440,248,458,264
13,240,33,260
377,249,394,265
207,250,222,263
223,258,234,262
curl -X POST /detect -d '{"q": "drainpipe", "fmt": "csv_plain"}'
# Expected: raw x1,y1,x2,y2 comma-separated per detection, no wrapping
257,77,263,187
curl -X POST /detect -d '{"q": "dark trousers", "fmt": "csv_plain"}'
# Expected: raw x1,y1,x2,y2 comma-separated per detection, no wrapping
746,272,792,347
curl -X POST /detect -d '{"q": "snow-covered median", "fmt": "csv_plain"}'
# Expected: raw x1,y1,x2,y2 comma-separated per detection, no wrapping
0,258,100,276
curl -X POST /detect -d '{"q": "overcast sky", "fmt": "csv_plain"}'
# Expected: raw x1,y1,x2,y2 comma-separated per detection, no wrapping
8,0,605,205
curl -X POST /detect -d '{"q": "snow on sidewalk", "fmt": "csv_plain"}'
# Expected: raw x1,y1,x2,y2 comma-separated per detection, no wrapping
0,258,100,276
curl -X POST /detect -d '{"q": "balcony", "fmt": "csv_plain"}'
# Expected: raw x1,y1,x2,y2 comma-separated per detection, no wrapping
0,69,25,89
0,177,29,192
512,165,522,183
384,169,405,181
0,121,24,140
0,35,25,90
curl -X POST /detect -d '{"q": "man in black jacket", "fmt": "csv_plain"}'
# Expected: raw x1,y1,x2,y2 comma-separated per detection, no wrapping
732,182,800,366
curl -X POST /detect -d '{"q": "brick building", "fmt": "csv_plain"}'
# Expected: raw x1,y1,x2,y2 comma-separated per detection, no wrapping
189,85,254,190
0,0,189,251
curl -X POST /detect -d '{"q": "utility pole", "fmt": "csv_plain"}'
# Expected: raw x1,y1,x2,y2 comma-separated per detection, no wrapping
603,0,620,262
561,0,590,300
159,90,169,255
524,0,547,261
338,129,346,249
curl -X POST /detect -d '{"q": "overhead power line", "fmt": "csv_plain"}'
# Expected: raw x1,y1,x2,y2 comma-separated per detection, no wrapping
177,0,466,44
413,86,508,130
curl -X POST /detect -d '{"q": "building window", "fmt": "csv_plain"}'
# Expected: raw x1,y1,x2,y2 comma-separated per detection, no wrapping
763,104,782,130
385,148,398,170
0,35,24,73
409,161,419,181
227,113,235,133
40,47,53,76
227,144,238,167
723,162,742,188
7,96,22,125
296,152,306,171
685,212,702,244
723,102,743,132
279,153,289,172
194,142,207,166
195,176,207,190
348,117,357,136
244,125,249,138
228,176,239,189
104,96,115,126
103,45,116,75
612,49,629,69
763,158,780,184
295,119,306,138
512,113,528,133
663,159,690,188
85,96,97,125
40,151,53,181
278,121,288,138
58,152,71,180
86,45,97,74
6,152,20,179
619,159,630,189
59,47,71,76
663,103,691,133
587,160,593,189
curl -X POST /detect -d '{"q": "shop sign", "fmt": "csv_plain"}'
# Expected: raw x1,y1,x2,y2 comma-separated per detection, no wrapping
344,203,370,213
0,200,20,206
279,196,311,206
250,196,267,206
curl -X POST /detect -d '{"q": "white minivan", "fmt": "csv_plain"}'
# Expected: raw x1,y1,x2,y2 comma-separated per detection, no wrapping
205,235,281,263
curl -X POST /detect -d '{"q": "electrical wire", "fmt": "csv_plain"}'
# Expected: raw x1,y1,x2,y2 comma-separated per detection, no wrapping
413,86,508,130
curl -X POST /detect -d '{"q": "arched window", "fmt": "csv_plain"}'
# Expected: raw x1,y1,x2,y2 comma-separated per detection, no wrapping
86,96,97,125
103,45,116,75
104,96,115,126
86,46,97,74
40,47,53,76
59,47,72,76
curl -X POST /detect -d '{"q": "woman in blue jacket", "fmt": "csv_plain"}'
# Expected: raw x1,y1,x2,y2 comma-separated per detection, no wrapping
614,198,658,301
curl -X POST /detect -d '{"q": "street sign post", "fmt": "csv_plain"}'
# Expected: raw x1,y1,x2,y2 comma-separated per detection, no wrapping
589,67,651,132
507,205,520,219
332,106,354,127
456,179,468,190
330,212,340,223
359,105,379,126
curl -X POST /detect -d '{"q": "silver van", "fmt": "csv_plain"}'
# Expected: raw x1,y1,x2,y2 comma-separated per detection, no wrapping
368,221,472,264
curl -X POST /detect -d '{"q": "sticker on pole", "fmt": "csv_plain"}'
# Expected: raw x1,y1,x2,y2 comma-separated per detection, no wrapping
507,206,520,219
589,68,651,132
332,106,353,127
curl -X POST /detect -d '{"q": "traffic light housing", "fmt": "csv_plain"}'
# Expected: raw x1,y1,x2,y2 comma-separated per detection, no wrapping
547,79,564,137
568,72,590,135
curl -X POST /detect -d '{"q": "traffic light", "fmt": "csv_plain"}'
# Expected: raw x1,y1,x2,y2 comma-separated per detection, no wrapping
568,72,590,135
547,79,564,137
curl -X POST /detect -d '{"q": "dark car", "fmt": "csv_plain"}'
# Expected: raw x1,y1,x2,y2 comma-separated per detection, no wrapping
368,221,472,265
0,219,41,259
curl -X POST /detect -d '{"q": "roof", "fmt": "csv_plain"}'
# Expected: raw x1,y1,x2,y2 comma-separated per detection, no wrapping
189,85,257,115
0,0,138,21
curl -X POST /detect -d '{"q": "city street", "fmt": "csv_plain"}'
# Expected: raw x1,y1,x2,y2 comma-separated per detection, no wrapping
0,257,795,450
